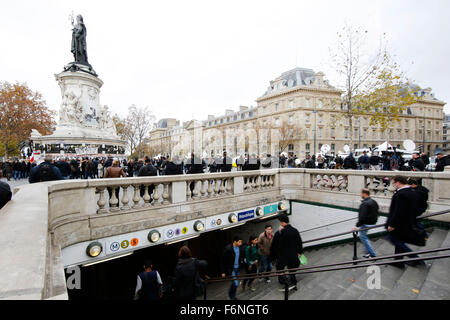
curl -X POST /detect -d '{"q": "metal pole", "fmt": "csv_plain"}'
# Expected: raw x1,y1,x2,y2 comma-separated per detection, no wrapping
353,232,358,265
203,279,208,300
284,280,289,301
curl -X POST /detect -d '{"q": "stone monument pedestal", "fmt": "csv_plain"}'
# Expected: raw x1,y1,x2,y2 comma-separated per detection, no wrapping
30,68,126,160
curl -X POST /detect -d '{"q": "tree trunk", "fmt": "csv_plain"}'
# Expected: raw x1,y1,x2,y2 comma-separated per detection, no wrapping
4,142,8,160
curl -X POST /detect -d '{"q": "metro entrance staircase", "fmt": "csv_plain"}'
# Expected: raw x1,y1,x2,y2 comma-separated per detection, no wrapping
204,227,450,300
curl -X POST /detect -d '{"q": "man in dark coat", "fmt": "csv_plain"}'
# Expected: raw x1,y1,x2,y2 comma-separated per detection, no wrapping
56,158,71,179
435,149,450,172
29,156,63,183
409,153,425,171
164,156,184,175
220,236,244,300
343,153,357,169
219,151,232,172
269,215,303,289
138,157,158,199
352,189,379,258
0,178,12,210
386,176,423,268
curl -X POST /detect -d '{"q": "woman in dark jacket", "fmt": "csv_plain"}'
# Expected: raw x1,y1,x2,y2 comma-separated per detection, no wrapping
173,246,208,300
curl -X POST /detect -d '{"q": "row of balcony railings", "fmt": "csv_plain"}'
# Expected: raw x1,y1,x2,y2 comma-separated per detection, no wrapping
91,171,278,214
41,168,449,215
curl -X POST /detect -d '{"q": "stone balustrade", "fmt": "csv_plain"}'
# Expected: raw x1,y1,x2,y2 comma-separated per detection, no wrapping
0,168,449,300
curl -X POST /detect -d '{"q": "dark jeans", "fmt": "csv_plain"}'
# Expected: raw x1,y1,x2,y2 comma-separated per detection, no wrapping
387,233,419,261
228,268,240,300
276,259,300,286
243,263,257,287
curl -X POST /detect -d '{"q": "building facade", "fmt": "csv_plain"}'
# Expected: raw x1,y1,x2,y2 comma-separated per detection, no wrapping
444,114,450,152
148,67,446,158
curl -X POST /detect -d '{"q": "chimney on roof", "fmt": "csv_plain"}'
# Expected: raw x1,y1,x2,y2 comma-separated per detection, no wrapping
295,70,302,86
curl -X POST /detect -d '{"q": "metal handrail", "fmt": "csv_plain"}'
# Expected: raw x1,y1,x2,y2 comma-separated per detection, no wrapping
202,249,450,300
201,208,450,300
206,246,450,283
303,208,450,244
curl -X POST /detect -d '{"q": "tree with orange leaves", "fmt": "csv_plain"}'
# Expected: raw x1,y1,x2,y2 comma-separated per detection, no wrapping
0,82,56,159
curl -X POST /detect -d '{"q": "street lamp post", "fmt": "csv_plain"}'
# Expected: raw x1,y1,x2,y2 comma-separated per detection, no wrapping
313,107,317,156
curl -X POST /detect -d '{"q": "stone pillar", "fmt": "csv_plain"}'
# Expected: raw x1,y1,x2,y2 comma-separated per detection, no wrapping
347,174,365,194
170,181,187,204
233,176,244,195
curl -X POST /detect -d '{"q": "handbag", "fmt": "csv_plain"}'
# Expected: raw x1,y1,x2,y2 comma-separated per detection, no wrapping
405,227,428,247
193,259,204,297
299,254,308,265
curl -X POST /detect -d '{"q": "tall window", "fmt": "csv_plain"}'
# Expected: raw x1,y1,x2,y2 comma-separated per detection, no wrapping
344,129,349,139
289,100,294,109
306,114,310,122
275,103,279,112
289,115,294,124
318,128,322,138
318,114,323,124
331,127,335,137
306,143,310,151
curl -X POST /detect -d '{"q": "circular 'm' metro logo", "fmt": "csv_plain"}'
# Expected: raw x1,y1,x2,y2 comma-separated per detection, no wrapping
110,242,120,252
166,229,174,238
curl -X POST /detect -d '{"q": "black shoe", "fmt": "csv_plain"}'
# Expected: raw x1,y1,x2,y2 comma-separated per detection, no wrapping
388,262,405,269
405,260,426,267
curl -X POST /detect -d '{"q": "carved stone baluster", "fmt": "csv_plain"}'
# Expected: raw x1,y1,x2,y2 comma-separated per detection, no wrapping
207,179,213,197
219,179,226,195
186,180,192,201
251,176,257,191
162,183,170,204
121,185,130,210
97,187,107,214
213,178,220,197
226,178,232,194
152,183,161,205
342,176,348,191
270,175,275,187
200,180,206,198
143,184,151,207
192,180,199,199
109,186,119,211
387,179,396,196
132,185,141,208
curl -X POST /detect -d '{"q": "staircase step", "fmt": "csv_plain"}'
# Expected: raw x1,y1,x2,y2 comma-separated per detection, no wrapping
417,228,450,300
384,228,448,300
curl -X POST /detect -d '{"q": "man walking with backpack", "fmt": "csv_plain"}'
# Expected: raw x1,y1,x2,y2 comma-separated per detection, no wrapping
29,156,63,183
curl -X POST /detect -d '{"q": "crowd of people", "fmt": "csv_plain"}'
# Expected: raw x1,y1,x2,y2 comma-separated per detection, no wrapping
133,173,434,301
1,148,448,185
279,149,449,172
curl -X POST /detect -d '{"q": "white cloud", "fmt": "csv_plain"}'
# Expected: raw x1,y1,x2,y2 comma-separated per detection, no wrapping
1,0,449,123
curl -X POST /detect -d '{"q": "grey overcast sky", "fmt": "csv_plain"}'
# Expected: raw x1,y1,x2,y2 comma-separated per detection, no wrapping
1,0,449,123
